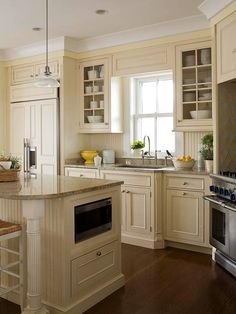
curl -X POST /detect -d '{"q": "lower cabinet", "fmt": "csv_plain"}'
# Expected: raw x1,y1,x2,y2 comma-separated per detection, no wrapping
166,189,204,244
122,186,151,235
101,170,156,248
71,241,120,298
164,174,210,248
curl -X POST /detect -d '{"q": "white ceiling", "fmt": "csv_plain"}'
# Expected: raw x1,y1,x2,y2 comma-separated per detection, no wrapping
0,0,206,50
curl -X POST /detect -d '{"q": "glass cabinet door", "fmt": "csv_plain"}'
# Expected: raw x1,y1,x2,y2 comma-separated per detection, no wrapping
175,42,213,131
83,63,105,125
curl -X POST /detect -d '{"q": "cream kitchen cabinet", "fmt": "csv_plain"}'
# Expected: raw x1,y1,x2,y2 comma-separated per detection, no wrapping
174,41,213,131
11,60,60,85
64,167,99,178
101,170,157,249
78,57,123,133
10,99,58,175
112,45,173,76
216,10,236,83
122,186,151,236
71,240,120,298
164,174,210,248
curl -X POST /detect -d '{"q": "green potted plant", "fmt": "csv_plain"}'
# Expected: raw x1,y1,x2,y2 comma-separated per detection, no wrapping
131,140,145,157
0,151,21,170
200,134,213,173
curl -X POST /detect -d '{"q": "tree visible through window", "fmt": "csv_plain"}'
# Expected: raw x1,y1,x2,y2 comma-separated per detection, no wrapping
132,73,175,154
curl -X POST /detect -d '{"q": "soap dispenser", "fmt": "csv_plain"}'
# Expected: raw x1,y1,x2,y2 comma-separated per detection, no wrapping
94,155,102,167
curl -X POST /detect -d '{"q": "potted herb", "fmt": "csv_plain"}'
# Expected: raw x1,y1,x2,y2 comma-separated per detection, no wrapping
0,151,21,170
200,134,213,173
131,140,145,157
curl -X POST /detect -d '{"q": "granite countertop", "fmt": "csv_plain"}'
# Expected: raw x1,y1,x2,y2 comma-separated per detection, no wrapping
0,174,123,200
64,163,208,176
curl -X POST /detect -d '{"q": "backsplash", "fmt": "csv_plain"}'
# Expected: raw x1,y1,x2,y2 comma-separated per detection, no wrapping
79,131,209,160
218,81,236,171
184,131,210,159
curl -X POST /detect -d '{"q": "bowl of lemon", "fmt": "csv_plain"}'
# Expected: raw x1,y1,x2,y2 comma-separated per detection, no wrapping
173,156,195,170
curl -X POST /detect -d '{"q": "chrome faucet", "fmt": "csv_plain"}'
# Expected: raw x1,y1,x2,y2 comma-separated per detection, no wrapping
143,135,151,157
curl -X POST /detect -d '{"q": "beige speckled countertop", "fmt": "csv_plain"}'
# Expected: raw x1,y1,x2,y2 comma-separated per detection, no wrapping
64,163,209,176
0,175,123,200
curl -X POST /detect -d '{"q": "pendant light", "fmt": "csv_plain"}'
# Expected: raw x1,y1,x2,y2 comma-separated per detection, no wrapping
35,0,60,87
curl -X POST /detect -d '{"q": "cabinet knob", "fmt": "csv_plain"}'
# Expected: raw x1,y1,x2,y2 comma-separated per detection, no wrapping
80,174,84,177
30,75,34,78
35,74,38,77
96,251,102,257
182,182,188,185
178,119,182,122
121,190,125,193
182,192,186,196
126,190,130,193
105,123,109,125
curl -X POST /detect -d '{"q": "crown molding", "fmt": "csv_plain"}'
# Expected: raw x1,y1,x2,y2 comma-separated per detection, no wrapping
0,37,65,61
198,0,234,19
0,14,209,61
64,14,209,53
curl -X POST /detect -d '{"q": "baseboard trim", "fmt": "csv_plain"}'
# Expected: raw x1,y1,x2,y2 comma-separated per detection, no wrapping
43,274,125,314
165,240,212,254
121,234,164,249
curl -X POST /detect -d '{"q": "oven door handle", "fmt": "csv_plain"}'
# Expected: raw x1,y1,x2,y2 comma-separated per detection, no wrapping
203,195,225,207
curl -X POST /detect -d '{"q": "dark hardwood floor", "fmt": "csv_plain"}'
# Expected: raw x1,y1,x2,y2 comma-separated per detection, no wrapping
1,244,236,314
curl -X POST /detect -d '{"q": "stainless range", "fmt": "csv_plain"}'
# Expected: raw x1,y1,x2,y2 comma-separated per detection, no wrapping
204,172,236,277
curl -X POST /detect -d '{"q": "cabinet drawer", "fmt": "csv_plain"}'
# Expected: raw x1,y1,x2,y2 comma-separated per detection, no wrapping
71,241,120,298
65,167,98,178
102,172,151,187
166,176,204,190
11,65,35,84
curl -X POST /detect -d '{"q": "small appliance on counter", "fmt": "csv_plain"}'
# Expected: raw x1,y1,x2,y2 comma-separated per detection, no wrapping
102,150,115,164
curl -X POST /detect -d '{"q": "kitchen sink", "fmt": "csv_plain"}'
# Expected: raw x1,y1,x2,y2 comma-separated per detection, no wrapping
116,164,167,169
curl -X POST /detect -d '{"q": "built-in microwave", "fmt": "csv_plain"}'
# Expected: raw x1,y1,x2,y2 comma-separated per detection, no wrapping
74,197,112,243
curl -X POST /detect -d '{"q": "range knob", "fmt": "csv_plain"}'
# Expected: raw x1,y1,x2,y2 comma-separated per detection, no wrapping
219,188,224,195
230,193,236,201
214,186,219,193
210,185,215,192
224,189,230,196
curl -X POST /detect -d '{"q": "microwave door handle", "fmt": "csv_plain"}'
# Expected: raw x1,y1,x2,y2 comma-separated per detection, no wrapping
24,144,26,173
27,145,30,173
34,146,37,169
24,143,29,173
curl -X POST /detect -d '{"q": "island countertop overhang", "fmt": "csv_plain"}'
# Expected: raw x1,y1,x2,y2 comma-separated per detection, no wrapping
0,174,124,200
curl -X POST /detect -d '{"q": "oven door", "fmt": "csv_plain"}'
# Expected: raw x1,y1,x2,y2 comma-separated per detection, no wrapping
209,200,229,255
229,208,236,261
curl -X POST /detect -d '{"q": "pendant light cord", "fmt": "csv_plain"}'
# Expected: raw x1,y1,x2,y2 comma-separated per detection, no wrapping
45,0,50,75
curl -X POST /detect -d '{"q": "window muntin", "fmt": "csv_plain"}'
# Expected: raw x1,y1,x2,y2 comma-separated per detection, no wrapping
133,74,175,154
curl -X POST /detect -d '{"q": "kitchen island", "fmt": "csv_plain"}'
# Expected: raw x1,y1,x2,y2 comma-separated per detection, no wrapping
0,174,124,314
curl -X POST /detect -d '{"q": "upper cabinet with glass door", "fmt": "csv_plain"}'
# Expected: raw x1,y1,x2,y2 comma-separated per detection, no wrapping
78,57,123,133
174,41,213,131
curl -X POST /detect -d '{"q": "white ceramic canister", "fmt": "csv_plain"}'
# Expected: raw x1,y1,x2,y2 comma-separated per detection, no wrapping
94,155,102,167
200,48,211,65
102,150,115,164
90,101,98,109
93,85,99,93
99,100,104,108
88,70,98,80
85,86,92,94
